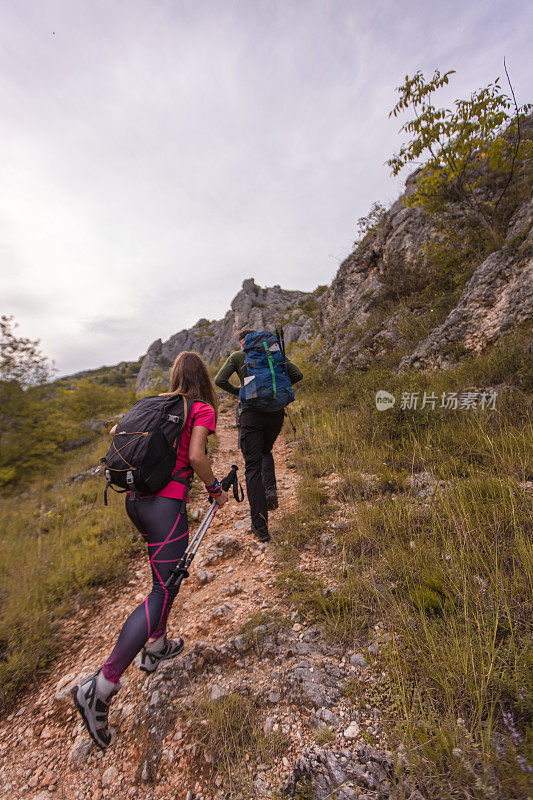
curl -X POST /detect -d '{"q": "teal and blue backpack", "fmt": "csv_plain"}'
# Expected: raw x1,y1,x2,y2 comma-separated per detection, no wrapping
239,330,295,412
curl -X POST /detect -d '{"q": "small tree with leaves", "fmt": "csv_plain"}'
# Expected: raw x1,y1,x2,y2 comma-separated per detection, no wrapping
387,68,532,245
0,315,54,388
354,201,388,245
0,317,56,484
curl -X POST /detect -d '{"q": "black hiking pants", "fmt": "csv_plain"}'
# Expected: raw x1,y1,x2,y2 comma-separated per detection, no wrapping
239,408,285,533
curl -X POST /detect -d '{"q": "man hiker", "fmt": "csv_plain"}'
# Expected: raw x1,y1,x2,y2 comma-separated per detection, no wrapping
215,327,303,542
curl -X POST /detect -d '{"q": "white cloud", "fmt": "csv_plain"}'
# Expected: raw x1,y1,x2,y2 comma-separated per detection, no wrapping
0,0,531,374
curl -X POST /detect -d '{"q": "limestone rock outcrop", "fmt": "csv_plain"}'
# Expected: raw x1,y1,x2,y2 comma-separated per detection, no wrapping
318,146,533,373
136,279,316,392
399,195,533,371
317,173,436,372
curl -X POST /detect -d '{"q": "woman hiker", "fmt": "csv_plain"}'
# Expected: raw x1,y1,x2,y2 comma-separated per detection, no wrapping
71,351,228,749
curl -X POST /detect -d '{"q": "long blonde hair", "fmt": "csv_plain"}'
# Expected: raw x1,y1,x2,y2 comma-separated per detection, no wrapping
160,351,218,422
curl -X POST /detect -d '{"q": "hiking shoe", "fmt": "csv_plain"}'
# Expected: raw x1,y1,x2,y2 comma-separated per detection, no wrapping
265,491,279,511
139,636,185,673
251,526,271,543
71,671,120,750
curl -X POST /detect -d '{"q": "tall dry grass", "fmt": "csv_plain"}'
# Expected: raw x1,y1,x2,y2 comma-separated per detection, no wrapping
0,437,143,710
278,331,532,798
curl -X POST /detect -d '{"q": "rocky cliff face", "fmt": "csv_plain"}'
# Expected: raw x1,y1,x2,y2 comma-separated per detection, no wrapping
137,121,532,390
318,153,533,373
399,195,533,370
136,279,317,392
318,174,435,372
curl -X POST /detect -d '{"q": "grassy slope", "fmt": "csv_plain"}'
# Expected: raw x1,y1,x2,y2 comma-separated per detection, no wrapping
0,437,144,710
278,329,532,799
0,362,145,708
0,383,220,713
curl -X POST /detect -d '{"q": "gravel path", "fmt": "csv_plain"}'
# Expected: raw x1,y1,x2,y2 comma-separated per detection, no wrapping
0,407,400,800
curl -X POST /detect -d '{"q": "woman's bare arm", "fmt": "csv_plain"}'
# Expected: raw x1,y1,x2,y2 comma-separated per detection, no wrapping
189,426,228,506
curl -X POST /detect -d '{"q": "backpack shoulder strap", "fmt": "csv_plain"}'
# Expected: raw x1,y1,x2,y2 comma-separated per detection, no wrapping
184,397,202,426
170,397,203,488
169,396,201,442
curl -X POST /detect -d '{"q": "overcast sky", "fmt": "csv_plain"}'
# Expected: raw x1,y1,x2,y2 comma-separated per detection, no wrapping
1,0,531,375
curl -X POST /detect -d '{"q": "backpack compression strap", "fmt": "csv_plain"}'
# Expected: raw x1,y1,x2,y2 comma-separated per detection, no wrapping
103,470,131,506
262,341,278,399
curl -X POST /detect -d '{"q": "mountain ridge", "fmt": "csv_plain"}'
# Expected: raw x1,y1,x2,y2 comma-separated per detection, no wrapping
136,278,320,391
134,116,532,391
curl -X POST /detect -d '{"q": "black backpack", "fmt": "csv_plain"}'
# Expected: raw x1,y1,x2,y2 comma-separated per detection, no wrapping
101,394,196,504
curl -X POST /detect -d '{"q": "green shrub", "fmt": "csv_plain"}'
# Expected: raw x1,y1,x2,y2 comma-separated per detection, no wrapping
298,295,319,317
0,374,135,490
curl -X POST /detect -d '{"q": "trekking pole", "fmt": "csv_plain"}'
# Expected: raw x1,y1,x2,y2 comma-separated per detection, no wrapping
279,325,287,361
285,408,297,437
164,464,243,591
276,324,297,437
275,325,285,361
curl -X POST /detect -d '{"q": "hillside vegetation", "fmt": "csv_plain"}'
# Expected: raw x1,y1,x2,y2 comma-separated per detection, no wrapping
0,355,141,708
0,321,145,698
278,330,532,798
0,438,144,708
0,68,531,798
0,352,140,490
277,77,533,796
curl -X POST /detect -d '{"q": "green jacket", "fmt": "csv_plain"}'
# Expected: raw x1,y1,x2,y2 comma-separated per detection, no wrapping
214,349,303,397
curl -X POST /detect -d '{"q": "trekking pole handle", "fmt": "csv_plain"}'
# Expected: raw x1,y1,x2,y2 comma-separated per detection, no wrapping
220,464,244,502
221,464,238,492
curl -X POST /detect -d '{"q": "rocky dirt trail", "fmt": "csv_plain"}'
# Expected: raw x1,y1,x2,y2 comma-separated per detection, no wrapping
0,407,406,800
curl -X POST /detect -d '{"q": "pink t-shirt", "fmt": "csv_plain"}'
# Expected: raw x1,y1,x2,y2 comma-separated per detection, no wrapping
156,400,216,501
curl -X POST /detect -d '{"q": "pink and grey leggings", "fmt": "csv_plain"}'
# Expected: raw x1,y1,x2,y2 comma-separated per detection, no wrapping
101,495,188,683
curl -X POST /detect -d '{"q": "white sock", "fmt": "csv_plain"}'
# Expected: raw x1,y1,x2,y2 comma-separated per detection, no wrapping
96,670,119,697
145,633,166,653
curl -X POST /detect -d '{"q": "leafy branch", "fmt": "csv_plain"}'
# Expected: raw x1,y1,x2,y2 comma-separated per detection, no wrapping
387,68,532,243
0,315,55,388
